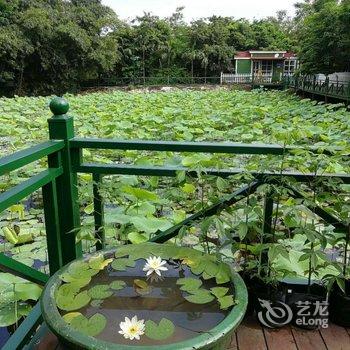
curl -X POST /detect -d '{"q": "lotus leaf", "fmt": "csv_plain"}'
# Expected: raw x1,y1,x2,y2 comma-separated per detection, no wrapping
70,313,107,337
88,285,113,299
145,318,175,340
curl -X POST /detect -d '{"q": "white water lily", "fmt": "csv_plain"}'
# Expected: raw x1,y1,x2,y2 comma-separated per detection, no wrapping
118,316,145,340
143,256,168,276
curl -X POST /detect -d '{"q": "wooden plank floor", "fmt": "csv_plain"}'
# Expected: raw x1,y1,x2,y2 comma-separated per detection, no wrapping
31,316,350,350
230,316,350,350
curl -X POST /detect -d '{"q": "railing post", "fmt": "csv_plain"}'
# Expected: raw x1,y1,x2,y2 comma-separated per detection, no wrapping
47,97,82,265
260,189,274,268
93,173,105,250
263,190,274,238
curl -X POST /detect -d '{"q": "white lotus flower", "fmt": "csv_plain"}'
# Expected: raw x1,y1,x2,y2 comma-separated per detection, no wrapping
118,316,145,340
143,256,168,276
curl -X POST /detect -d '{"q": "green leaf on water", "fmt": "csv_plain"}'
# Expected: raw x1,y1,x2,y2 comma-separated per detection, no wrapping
218,295,236,310
133,279,148,289
88,285,113,299
145,318,175,340
128,231,148,244
122,186,159,202
62,312,82,324
176,278,202,292
130,216,172,234
210,287,229,298
134,279,152,295
65,261,99,280
202,271,212,280
215,263,231,284
186,254,218,276
189,260,206,275
88,254,113,270
59,274,91,288
56,290,91,312
185,289,214,304
111,257,136,271
203,260,220,278
56,283,81,297
109,280,126,290
70,313,107,337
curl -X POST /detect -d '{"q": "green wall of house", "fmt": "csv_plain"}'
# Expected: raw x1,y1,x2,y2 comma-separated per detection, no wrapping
236,59,284,82
236,60,251,74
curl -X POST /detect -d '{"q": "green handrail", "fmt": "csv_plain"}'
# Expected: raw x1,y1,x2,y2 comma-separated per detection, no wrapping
0,96,348,349
284,75,350,102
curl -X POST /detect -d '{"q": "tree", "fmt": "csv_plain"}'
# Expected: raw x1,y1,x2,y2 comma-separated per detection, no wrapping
296,0,350,74
0,0,121,95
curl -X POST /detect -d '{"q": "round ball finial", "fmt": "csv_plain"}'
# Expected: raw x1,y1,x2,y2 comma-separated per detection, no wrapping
50,97,69,116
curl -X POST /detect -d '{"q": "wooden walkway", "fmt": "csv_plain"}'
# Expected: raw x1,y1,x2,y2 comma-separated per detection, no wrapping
230,316,350,350
29,316,350,350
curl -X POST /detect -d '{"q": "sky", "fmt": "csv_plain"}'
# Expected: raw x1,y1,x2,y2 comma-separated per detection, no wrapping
102,0,296,22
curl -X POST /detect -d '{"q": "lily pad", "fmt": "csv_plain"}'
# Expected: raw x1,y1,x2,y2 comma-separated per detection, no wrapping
202,271,212,280
56,290,91,312
88,285,113,299
70,313,107,337
62,312,82,324
109,280,126,290
210,287,229,298
88,255,113,270
215,263,231,284
218,295,236,310
133,279,148,289
128,231,148,244
185,289,215,304
188,259,206,275
176,278,202,292
203,261,220,278
134,279,152,295
145,318,175,340
59,274,91,288
111,258,136,271
56,283,81,297
67,261,99,279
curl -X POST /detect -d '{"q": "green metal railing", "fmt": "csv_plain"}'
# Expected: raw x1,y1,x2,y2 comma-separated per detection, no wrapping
284,75,350,103
0,97,349,349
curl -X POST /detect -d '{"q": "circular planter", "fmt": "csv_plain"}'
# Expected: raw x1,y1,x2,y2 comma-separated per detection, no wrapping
41,244,248,350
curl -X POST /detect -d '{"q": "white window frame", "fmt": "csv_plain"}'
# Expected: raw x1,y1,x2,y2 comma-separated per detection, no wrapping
253,60,273,75
284,59,297,75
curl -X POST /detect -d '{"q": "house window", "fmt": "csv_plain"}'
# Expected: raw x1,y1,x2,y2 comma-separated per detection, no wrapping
253,60,273,75
284,60,297,75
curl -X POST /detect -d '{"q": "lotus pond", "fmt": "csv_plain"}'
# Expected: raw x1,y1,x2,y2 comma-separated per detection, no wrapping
42,243,247,349
0,89,349,341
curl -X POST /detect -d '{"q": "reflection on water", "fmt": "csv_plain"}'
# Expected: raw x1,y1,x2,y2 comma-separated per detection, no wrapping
67,258,232,346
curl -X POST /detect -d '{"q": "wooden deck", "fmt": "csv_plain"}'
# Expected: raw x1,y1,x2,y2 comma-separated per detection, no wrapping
230,316,350,350
28,316,350,350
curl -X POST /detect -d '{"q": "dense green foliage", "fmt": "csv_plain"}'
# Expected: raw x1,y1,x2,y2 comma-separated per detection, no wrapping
0,0,295,96
0,0,349,96
0,0,120,95
0,89,349,163
0,90,349,330
296,0,350,74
